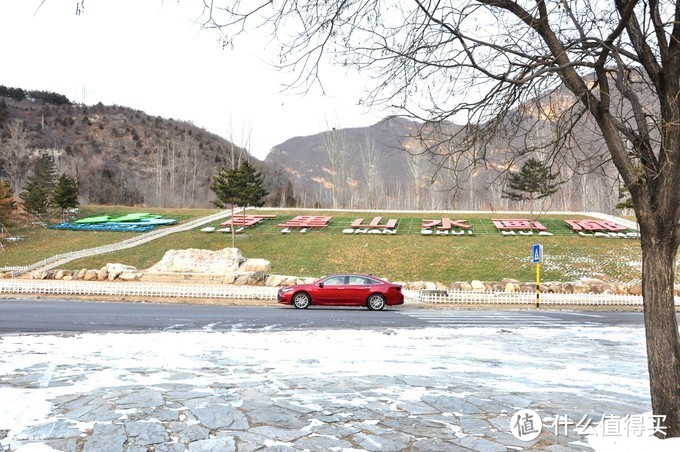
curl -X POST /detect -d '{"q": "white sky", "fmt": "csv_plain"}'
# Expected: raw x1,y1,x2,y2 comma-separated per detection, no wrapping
0,1,386,160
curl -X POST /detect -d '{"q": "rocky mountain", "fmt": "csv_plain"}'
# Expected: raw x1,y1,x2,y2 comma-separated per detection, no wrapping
0,87,290,208
0,83,625,213
265,91,625,212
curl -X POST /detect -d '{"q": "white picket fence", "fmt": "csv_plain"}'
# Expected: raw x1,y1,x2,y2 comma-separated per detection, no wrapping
416,289,676,306
0,280,672,306
0,280,279,300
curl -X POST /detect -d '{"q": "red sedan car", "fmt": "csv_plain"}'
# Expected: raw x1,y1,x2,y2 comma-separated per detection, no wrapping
277,274,404,310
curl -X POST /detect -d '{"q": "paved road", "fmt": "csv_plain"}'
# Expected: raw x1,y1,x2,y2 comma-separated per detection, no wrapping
0,298,645,333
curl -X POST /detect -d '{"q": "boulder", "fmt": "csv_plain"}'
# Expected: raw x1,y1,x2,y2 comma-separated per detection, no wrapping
265,275,287,287
233,274,251,285
572,283,591,294
504,283,516,293
249,270,269,285
470,280,486,291
78,268,87,279
222,274,237,285
238,258,271,273
97,267,108,281
282,277,298,286
106,263,139,281
435,282,448,291
84,270,98,281
147,248,244,274
119,271,142,281
55,270,65,280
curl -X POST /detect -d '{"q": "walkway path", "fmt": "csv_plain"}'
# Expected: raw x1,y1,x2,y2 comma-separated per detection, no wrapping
12,210,236,277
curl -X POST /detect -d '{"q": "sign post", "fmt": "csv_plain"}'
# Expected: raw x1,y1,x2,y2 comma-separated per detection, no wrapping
532,244,543,309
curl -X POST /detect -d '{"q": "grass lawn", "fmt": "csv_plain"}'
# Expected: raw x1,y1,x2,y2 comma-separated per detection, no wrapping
20,208,646,284
0,206,217,267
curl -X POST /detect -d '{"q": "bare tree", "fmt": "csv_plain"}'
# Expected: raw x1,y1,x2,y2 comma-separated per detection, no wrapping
359,134,384,209
168,137,177,202
197,2,680,434
0,119,31,194
320,126,354,208
153,145,165,207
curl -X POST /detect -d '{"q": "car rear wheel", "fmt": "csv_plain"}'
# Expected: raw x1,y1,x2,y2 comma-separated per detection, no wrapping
292,292,311,309
367,294,386,311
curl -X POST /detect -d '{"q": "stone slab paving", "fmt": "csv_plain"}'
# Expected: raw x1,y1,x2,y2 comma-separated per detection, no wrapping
0,327,667,451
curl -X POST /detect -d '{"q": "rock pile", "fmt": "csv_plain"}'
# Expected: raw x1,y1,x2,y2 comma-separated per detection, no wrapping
24,246,666,295
31,263,143,282
399,278,663,296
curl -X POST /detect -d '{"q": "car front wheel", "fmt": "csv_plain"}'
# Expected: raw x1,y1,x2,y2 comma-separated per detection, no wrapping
367,294,386,311
292,292,311,309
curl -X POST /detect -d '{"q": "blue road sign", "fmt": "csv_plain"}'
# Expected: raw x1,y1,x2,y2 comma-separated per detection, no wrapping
532,244,543,264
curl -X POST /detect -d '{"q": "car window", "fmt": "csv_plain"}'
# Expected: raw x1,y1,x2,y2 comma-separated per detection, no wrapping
348,276,370,285
323,276,346,285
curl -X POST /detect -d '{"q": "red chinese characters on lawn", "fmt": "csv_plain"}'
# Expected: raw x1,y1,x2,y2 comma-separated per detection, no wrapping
492,219,548,231
220,215,277,227
564,219,628,232
421,218,472,230
350,217,398,229
277,216,333,229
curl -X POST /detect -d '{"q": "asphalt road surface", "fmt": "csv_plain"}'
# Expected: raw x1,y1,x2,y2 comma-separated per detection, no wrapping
0,298,647,334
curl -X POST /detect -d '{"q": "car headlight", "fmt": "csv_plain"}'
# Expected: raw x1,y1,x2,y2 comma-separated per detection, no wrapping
279,287,295,293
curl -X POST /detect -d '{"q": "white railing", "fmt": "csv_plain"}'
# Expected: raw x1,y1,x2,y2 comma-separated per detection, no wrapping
0,280,278,300
0,266,30,272
1,280,671,306
417,289,677,306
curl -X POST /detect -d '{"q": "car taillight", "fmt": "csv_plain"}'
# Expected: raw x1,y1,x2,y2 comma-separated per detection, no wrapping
394,286,401,292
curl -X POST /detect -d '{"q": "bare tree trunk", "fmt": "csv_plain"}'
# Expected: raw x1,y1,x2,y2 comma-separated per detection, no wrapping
360,135,382,209
229,204,236,248
1,119,30,194
154,146,165,207
179,137,191,208
190,146,199,206
640,231,680,438
168,138,177,203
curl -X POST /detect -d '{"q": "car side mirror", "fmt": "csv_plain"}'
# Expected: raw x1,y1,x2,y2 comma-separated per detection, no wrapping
317,282,324,288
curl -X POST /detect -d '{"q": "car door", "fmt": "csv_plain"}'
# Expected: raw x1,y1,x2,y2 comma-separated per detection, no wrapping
314,275,347,304
344,275,373,305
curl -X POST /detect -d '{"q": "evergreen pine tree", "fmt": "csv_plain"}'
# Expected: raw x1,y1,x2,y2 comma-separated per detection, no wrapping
52,173,79,219
210,161,268,247
210,166,246,248
502,158,562,212
20,181,50,218
32,152,58,197
239,161,269,209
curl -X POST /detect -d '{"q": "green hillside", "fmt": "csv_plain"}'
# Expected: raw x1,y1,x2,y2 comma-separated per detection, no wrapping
2,208,645,284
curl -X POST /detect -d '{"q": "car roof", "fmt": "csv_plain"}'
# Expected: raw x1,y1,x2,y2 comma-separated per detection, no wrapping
324,273,386,280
